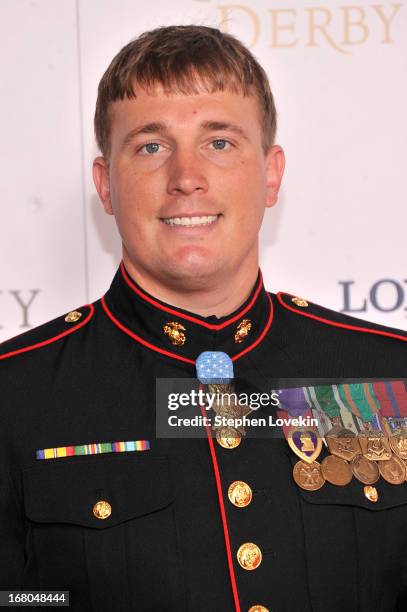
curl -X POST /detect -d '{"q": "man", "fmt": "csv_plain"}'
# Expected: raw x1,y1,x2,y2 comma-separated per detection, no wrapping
1,25,406,612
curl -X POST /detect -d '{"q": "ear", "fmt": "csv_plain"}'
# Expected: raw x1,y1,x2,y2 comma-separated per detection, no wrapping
93,156,114,215
265,145,285,208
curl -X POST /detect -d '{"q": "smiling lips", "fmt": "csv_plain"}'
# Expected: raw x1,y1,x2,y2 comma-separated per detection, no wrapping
161,214,220,227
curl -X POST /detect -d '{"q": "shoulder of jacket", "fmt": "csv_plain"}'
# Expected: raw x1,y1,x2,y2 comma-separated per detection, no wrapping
0,303,96,361
275,291,407,343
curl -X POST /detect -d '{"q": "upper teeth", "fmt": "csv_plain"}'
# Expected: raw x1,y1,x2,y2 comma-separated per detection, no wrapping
163,215,219,226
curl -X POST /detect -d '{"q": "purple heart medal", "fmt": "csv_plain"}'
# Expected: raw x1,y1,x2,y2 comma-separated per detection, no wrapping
278,387,323,465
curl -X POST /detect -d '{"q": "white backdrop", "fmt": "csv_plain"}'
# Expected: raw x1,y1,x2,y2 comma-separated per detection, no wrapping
1,0,406,342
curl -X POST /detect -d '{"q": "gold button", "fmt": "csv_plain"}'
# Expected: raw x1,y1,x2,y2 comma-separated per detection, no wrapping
93,500,112,519
291,297,308,307
228,481,252,508
364,485,378,503
248,606,269,612
65,310,82,323
234,318,252,344
216,427,242,449
237,542,262,570
163,321,186,346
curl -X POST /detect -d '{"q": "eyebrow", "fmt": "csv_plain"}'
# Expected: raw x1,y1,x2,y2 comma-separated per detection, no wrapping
122,122,166,147
121,120,249,148
202,121,249,141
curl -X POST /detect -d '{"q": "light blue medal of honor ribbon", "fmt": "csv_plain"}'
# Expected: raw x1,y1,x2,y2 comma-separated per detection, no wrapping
196,351,234,385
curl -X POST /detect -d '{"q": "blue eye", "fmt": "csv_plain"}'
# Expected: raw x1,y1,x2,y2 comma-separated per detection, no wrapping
140,142,161,154
211,139,230,150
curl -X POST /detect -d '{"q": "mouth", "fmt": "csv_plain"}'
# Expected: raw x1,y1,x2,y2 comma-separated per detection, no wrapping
160,214,221,227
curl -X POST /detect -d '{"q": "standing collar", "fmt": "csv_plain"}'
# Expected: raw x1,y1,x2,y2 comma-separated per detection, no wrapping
102,261,273,364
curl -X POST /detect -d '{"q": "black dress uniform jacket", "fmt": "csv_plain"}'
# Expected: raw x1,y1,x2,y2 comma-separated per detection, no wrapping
1,262,407,612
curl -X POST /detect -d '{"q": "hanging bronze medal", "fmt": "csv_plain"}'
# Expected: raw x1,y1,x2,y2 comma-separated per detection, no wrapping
389,430,407,460
321,455,353,486
293,460,325,491
326,428,362,462
211,400,246,436
379,455,406,485
358,431,392,461
351,454,380,485
207,383,234,395
209,383,250,437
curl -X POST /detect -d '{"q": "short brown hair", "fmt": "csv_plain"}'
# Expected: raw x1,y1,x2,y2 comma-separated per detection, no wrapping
94,25,277,158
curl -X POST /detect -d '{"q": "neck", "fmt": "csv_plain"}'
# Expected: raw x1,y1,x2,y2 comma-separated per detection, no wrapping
122,253,259,318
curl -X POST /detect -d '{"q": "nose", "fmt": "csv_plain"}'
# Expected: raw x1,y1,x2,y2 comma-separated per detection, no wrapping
166,148,209,196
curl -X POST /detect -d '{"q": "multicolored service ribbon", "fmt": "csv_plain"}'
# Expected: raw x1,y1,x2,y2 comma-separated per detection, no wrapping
330,385,363,433
277,387,310,418
372,381,407,433
36,439,150,460
337,383,380,422
278,382,407,438
310,385,341,419
372,381,407,417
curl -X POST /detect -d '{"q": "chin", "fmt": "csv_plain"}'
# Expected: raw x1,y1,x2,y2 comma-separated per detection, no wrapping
162,255,225,287
173,247,218,270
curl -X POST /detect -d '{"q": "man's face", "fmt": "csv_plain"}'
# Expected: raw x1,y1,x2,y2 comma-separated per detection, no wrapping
93,82,285,290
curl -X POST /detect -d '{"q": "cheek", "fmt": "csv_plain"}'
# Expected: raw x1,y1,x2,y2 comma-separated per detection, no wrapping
111,168,159,220
229,170,266,219
230,158,266,193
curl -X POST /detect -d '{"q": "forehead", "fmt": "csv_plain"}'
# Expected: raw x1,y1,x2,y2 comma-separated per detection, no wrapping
109,82,262,137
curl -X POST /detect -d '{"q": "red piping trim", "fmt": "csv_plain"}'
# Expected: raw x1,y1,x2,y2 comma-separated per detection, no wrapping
199,387,241,612
101,291,273,365
277,292,407,342
101,296,195,365
120,261,263,330
0,304,95,361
